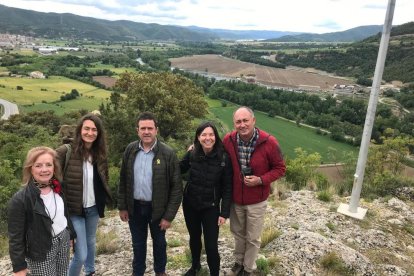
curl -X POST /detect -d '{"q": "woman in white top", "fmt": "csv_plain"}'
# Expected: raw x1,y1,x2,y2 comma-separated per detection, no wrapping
56,114,112,276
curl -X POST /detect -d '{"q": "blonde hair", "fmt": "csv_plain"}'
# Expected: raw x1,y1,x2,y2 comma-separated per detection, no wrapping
22,146,62,185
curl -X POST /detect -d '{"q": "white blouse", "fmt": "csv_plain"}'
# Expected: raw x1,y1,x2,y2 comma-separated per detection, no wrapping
83,158,96,208
40,190,67,237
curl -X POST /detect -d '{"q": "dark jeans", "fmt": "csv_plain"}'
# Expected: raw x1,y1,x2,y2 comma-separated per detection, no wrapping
183,197,220,276
129,200,167,276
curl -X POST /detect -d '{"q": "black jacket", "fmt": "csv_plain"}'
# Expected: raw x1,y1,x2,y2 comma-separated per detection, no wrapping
8,180,75,273
180,149,233,218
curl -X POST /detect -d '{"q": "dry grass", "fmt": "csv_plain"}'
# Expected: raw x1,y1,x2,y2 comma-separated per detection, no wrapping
96,229,118,255
261,227,282,248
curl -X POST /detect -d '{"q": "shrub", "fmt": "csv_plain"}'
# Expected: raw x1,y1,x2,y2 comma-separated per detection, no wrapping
16,86,23,90
317,190,332,202
261,227,282,248
314,173,330,191
320,252,354,275
0,160,21,235
267,255,280,269
256,258,270,275
108,166,120,208
96,229,118,255
286,148,321,190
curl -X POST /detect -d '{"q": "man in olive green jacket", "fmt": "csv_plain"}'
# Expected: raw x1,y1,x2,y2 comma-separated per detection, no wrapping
117,112,182,276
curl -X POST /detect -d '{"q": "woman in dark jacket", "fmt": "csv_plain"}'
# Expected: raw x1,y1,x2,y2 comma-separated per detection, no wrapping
180,122,232,276
8,146,75,276
56,113,111,276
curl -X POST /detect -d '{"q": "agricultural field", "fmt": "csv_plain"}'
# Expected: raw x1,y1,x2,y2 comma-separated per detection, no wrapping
0,76,111,115
209,101,357,162
170,54,354,90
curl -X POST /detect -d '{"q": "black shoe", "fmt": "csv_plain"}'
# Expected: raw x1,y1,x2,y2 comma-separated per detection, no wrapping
184,266,201,276
85,272,95,276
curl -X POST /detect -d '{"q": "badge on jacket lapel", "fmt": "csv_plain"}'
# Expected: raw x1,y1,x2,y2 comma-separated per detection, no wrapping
156,159,161,165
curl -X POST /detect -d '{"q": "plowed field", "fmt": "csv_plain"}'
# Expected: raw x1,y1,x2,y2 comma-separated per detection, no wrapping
170,54,353,90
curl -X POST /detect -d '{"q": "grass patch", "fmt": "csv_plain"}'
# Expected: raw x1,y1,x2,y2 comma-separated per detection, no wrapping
256,257,270,275
96,229,118,255
267,255,280,269
326,222,336,231
167,248,191,269
261,227,282,248
168,238,183,248
317,190,332,202
320,252,354,275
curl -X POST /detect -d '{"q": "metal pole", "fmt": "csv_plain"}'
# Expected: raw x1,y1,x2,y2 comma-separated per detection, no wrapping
338,0,396,219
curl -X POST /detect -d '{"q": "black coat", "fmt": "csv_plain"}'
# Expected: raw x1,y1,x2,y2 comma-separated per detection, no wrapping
180,149,233,218
8,180,75,273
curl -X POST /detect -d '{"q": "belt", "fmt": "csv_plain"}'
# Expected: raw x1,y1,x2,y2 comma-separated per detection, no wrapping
134,199,152,205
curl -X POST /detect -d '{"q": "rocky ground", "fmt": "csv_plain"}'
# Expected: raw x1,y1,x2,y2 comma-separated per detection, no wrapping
1,190,413,276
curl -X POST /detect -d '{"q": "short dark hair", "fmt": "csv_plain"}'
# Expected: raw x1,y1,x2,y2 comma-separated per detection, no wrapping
136,112,158,128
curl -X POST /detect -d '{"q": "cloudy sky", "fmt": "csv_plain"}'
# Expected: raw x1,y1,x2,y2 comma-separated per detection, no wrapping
1,0,412,33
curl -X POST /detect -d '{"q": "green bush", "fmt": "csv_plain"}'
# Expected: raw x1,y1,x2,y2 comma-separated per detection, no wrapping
256,258,270,275
317,190,332,202
0,160,21,235
314,173,329,191
320,252,354,275
108,165,120,208
286,148,321,190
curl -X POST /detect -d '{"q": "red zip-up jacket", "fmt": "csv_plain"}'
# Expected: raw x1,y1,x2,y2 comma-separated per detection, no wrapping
223,128,286,205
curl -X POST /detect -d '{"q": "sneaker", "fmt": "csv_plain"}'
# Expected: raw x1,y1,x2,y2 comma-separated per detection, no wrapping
184,266,201,276
227,263,243,276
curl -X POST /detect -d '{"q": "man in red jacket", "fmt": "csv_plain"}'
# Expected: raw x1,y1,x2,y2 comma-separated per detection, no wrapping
223,106,286,276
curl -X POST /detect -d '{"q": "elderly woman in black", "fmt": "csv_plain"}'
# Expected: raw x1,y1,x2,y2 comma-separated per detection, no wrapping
8,146,75,276
180,122,232,276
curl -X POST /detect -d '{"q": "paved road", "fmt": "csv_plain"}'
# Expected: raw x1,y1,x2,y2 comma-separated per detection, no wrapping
0,99,19,120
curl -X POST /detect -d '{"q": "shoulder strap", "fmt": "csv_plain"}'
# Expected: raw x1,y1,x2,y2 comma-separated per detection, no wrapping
63,144,72,177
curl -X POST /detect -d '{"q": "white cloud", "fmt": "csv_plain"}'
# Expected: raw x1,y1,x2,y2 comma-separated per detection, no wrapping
1,0,412,33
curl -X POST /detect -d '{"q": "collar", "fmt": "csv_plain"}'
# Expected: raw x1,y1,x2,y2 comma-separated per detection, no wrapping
139,138,157,153
237,128,258,145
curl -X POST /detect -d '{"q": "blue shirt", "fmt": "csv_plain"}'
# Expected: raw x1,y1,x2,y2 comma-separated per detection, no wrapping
133,140,156,201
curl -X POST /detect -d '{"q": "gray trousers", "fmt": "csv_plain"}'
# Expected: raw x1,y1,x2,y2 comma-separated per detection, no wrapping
230,200,267,273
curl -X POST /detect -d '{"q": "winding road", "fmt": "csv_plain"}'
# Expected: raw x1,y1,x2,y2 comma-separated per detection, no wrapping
0,99,19,120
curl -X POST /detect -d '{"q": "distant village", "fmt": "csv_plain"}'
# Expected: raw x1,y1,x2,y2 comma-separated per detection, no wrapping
0,33,79,55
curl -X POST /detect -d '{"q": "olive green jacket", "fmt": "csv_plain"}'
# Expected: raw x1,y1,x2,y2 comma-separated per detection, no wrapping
117,140,182,222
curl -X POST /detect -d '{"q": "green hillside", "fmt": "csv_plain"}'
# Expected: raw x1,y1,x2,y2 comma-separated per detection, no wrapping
209,104,357,162
0,76,111,115
0,4,216,41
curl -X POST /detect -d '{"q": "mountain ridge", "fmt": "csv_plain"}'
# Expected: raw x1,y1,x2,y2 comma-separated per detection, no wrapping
0,4,386,42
